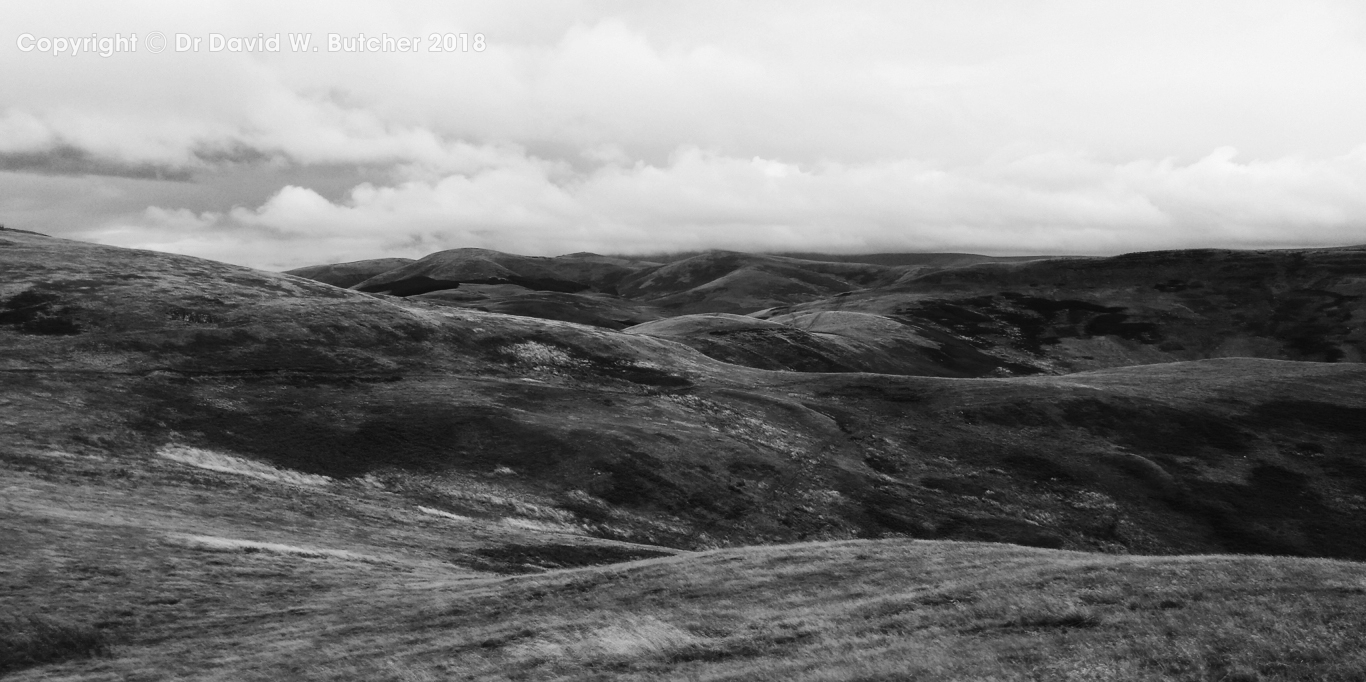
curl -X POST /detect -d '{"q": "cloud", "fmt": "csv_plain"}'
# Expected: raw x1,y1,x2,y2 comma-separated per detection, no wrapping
0,94,528,182
85,145,1366,270
5,1,1366,266
0,144,195,181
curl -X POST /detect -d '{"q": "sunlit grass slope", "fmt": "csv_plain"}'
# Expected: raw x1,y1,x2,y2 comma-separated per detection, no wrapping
9,518,1365,680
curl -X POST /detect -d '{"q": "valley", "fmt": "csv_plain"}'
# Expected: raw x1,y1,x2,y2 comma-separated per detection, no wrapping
3,227,1365,680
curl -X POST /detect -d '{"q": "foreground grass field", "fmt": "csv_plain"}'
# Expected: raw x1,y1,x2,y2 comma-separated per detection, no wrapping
4,230,1366,680
12,542,1366,681
5,443,1365,681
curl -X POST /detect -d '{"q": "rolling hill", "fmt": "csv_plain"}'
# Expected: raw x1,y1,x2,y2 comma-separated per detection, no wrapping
286,244,1366,377
283,257,416,288
774,246,1366,373
4,226,1366,679
5,228,1365,557
348,248,656,296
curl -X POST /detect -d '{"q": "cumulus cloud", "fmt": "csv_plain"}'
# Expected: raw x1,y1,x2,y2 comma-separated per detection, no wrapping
5,0,1366,266
86,145,1366,270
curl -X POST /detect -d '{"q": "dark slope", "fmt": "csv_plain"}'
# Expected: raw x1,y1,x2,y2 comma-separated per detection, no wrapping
13,533,1366,680
626,314,864,373
5,230,1366,560
773,251,1053,267
286,244,1366,378
350,248,658,296
771,245,1366,373
615,251,902,313
283,257,414,288
415,284,664,330
627,311,1038,377
541,252,664,290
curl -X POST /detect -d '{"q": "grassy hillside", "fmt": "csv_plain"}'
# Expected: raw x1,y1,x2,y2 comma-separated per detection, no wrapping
4,228,1366,679
283,258,416,288
7,474,1365,682
780,245,1366,372
286,244,1366,377
5,229,1366,558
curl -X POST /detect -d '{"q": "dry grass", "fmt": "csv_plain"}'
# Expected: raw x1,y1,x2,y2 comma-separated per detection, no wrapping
6,230,1366,680
5,400,1366,680
397,542,1365,682
8,511,1364,681
158,444,332,487
0,614,110,675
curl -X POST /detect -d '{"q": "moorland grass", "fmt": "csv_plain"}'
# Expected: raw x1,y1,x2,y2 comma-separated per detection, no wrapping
6,445,1366,681
390,542,1366,681
6,437,1366,681
43,539,1352,682
0,614,110,675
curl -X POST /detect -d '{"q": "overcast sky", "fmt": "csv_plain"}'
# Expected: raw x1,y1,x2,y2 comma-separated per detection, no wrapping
4,0,1366,269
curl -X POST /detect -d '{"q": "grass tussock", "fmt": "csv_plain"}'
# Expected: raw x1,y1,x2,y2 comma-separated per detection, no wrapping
7,455,1366,681
508,615,699,662
0,614,111,674
1004,605,1105,630
157,444,332,487
219,541,1366,682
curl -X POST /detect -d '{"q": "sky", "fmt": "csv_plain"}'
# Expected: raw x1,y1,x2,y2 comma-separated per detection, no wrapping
3,0,1366,270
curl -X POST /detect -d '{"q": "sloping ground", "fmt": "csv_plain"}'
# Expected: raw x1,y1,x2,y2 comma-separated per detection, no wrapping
626,313,864,373
614,251,902,313
282,258,414,288
6,524,1364,680
6,230,1366,679
777,245,1366,373
415,285,664,330
0,434,678,678
350,248,657,296
291,244,1366,377
626,313,790,336
774,251,1055,267
539,252,665,290
4,230,1366,562
766,310,1042,376
627,312,1039,376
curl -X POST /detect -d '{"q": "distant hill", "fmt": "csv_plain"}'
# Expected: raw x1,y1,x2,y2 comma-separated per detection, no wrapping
774,245,1366,372
625,311,1036,377
613,251,900,313
284,243,1366,377
415,285,664,330
5,228,1366,678
608,249,1049,267
771,251,1056,267
4,228,1366,561
346,248,656,296
284,257,415,288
